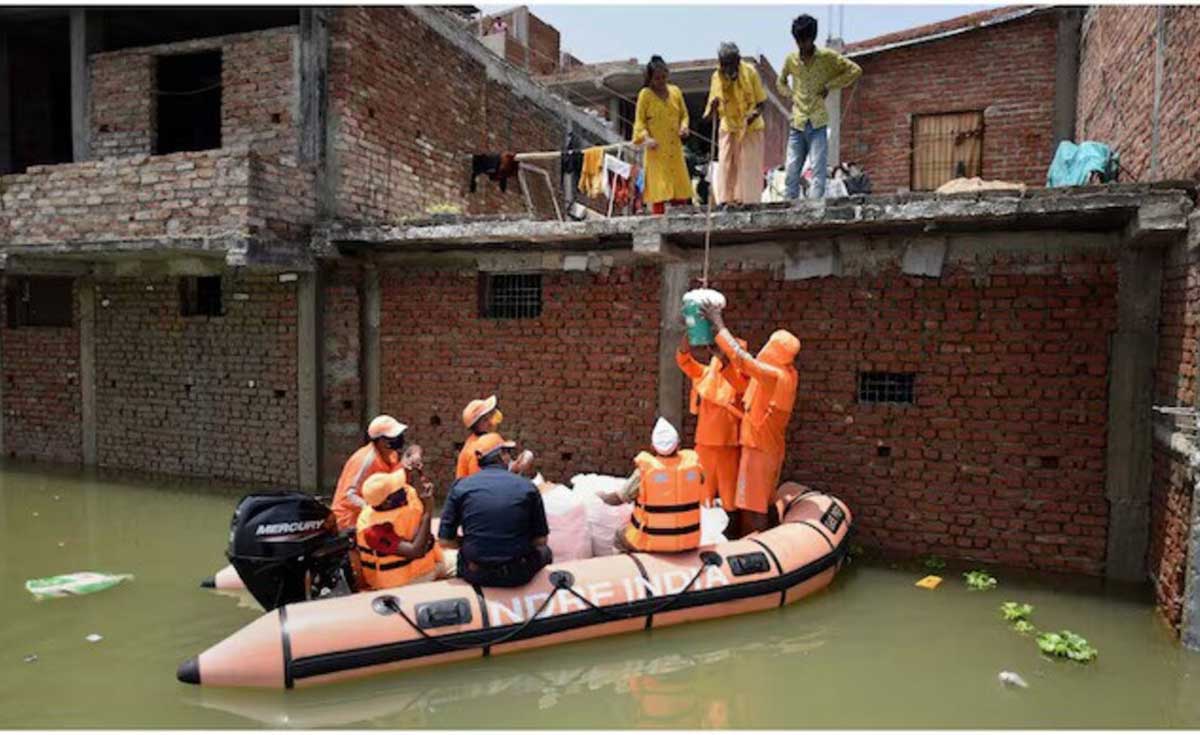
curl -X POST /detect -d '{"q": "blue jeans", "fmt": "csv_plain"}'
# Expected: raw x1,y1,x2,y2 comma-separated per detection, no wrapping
785,123,828,199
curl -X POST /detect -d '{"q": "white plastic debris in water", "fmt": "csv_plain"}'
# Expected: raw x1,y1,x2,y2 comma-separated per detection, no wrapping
85,634,103,643
25,572,134,600
998,671,1028,688
23,654,38,663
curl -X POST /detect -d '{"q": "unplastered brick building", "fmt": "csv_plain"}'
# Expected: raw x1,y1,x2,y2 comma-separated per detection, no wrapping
3,4,1200,651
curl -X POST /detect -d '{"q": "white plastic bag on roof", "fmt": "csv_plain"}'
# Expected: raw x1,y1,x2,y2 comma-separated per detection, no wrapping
571,473,633,557
541,483,592,561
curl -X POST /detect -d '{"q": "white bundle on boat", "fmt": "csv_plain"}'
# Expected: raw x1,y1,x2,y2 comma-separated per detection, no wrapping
541,483,593,561
571,474,633,557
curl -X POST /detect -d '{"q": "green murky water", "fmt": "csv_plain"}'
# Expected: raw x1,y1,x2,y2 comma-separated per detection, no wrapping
2,460,1199,729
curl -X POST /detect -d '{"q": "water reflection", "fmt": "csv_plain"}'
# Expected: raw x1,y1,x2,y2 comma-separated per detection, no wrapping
191,621,830,728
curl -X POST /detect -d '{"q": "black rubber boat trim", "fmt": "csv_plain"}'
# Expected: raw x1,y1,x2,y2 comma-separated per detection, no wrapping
471,583,491,657
289,536,847,682
279,605,294,690
746,538,786,607
792,520,835,552
624,553,654,629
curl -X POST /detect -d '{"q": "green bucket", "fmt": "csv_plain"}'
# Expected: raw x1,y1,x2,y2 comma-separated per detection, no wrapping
681,297,715,346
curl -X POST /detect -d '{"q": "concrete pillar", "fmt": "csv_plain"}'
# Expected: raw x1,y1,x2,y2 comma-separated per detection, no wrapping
826,88,841,168
1149,7,1166,180
299,8,330,164
297,270,323,492
1181,214,1200,651
78,277,97,465
1052,8,1083,146
1104,245,1164,581
608,97,622,135
69,9,103,162
0,31,12,174
361,264,381,421
657,262,690,430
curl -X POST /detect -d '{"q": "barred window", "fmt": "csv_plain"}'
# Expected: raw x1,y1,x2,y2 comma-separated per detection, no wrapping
911,111,983,191
858,372,915,405
479,273,542,319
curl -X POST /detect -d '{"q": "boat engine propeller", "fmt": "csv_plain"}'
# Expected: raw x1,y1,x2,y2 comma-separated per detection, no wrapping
226,492,358,610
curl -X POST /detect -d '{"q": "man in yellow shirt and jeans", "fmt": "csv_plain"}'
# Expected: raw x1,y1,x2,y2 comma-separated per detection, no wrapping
778,14,862,200
705,42,767,206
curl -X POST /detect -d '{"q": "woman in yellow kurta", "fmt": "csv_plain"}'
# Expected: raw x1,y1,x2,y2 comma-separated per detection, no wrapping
632,56,694,214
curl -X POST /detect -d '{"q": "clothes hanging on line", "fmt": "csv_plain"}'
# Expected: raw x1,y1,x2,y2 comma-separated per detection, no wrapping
469,152,518,193
578,147,607,198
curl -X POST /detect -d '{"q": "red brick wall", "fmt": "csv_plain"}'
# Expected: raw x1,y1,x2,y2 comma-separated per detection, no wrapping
321,265,365,489
683,244,1116,573
1076,7,1200,182
376,264,661,493
90,27,300,160
1149,442,1192,633
524,13,561,76
0,279,82,464
840,12,1058,192
328,7,591,222
93,275,298,484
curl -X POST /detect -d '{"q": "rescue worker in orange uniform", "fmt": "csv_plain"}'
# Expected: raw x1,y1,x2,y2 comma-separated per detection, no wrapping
703,302,800,538
456,394,534,479
355,463,445,590
332,415,408,531
675,331,749,529
603,417,706,553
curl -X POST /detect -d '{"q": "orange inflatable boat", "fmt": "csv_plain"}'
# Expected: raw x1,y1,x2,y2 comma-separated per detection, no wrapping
179,488,851,689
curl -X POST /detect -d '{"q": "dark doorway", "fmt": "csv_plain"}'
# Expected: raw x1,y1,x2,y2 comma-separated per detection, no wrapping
4,17,73,174
155,51,222,155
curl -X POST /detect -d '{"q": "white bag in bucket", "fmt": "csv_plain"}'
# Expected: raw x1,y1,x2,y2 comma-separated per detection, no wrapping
541,483,592,561
571,473,633,557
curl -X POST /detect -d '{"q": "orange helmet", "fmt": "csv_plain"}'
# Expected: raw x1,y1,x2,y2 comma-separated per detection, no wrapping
461,395,498,429
362,471,407,508
473,432,516,460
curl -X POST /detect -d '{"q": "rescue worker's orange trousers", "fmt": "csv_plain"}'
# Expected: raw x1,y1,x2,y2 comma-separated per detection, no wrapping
696,444,740,510
735,446,784,515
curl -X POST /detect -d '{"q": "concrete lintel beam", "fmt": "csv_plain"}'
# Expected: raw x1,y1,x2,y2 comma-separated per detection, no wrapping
0,255,94,276
784,241,841,280
631,232,685,261
901,239,948,277
1124,200,1191,248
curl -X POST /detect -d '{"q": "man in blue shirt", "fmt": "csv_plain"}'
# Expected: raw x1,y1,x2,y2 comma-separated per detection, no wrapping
438,433,552,587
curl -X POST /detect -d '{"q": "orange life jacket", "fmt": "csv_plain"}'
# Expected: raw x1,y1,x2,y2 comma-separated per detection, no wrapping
355,485,441,590
624,450,703,553
455,433,484,479
333,444,401,530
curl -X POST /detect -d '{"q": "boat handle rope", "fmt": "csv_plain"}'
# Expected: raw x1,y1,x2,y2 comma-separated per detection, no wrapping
373,553,722,652
375,589,562,652
549,551,722,623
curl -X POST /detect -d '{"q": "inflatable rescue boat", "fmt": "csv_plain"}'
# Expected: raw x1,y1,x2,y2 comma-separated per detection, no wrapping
179,487,851,689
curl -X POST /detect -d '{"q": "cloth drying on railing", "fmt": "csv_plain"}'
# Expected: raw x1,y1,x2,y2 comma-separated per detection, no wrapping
469,152,518,193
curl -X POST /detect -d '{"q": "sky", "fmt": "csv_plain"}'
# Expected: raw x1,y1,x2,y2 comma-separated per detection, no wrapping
478,4,997,72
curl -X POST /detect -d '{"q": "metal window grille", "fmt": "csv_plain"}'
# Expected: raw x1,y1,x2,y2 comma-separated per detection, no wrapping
480,273,542,319
180,275,223,317
910,111,984,191
858,372,915,405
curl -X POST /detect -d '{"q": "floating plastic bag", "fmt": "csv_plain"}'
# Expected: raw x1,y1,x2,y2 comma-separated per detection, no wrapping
26,572,134,600
700,505,729,546
572,474,633,557
541,483,592,561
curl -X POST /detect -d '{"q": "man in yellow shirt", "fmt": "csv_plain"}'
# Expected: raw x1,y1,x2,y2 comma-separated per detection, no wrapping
704,43,767,206
778,14,861,200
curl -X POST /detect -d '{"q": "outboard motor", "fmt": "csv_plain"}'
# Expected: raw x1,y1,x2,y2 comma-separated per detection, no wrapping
226,492,358,611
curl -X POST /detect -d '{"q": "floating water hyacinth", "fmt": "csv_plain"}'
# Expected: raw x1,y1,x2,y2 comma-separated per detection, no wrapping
964,570,997,590
25,572,134,600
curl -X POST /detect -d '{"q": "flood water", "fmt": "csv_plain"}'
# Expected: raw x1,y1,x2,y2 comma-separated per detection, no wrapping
2,460,1200,729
